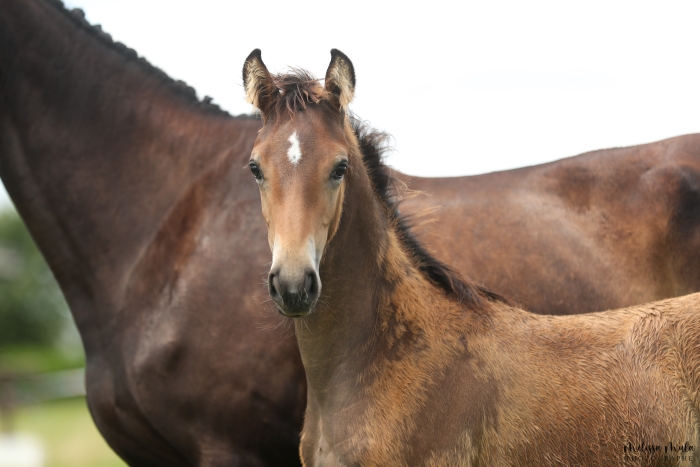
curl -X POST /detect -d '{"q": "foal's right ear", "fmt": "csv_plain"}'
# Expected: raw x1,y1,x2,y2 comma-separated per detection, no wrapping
242,49,275,114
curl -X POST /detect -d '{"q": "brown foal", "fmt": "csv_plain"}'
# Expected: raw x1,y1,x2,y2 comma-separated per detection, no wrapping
244,49,700,467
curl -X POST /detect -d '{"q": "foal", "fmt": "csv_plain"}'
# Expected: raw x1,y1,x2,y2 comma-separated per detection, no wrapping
243,49,700,467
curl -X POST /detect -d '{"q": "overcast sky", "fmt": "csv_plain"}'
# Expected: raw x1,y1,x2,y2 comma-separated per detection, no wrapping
2,0,699,207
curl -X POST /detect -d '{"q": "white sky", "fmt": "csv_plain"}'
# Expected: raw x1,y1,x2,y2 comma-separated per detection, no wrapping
2,0,699,207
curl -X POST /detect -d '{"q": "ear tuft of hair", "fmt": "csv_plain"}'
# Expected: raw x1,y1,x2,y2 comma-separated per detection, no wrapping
242,49,275,112
324,49,356,111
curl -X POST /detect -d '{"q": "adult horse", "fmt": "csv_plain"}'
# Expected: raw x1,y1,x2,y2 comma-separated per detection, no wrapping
1,0,700,466
0,1,303,466
405,132,700,315
243,48,700,467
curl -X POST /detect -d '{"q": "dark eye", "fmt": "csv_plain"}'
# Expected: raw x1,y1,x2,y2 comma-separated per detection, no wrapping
332,162,348,180
249,161,263,181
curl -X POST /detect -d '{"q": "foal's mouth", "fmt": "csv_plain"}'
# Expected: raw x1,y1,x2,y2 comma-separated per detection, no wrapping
276,304,315,318
275,293,317,317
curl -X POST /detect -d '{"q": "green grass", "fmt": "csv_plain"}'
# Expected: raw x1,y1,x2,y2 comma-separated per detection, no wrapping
1,346,125,466
13,397,127,467
0,345,84,374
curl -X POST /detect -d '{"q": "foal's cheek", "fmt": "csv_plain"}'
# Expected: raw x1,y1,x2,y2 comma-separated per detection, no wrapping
258,195,275,250
324,187,344,244
266,229,275,252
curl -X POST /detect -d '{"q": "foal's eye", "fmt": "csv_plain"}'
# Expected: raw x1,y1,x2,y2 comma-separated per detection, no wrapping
249,162,263,181
332,162,348,180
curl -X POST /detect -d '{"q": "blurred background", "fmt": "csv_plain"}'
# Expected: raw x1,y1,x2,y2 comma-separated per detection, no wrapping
1,0,699,465
0,209,125,466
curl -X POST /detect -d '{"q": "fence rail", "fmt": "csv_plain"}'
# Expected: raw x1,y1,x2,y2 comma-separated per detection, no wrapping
0,368,85,408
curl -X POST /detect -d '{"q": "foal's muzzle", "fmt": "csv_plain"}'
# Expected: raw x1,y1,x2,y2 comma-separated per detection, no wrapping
268,267,320,317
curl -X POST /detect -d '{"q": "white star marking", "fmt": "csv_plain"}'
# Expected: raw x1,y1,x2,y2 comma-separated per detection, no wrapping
287,131,302,165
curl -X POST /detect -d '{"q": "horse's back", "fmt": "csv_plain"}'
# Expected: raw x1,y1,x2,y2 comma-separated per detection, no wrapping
404,134,700,315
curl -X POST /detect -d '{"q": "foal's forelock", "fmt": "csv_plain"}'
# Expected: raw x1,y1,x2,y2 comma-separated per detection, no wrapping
269,71,329,113
247,68,336,123
243,49,355,123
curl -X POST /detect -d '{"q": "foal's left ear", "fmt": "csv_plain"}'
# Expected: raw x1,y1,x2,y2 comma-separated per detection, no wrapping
324,49,356,111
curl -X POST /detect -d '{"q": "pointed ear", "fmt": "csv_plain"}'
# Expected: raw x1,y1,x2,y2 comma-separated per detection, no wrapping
242,49,275,113
324,49,356,111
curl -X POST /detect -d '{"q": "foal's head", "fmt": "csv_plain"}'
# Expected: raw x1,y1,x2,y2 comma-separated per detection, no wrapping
243,49,357,317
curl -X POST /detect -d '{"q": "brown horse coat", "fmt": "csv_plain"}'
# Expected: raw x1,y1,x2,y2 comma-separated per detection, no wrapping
1,2,304,466
243,50,700,467
405,136,700,315
1,1,700,465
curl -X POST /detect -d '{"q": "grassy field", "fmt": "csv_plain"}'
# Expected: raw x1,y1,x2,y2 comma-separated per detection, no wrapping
13,397,127,467
0,210,128,466
1,347,126,466
0,345,84,374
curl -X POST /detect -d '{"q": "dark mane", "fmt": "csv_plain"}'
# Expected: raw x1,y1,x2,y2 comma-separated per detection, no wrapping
352,117,509,306
45,0,249,118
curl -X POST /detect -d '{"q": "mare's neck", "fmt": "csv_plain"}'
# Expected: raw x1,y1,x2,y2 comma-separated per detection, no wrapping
0,0,259,341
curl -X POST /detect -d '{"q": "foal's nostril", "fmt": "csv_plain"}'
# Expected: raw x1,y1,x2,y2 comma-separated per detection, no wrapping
269,272,282,299
304,273,313,296
304,269,319,300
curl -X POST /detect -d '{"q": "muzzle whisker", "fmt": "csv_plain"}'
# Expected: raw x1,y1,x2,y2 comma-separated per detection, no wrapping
301,315,313,335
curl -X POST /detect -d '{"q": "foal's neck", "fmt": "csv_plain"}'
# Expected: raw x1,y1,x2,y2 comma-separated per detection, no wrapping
294,156,488,465
294,151,475,403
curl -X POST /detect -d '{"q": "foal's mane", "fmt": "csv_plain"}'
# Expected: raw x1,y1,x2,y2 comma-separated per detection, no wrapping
261,70,507,306
44,0,247,118
353,119,508,306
